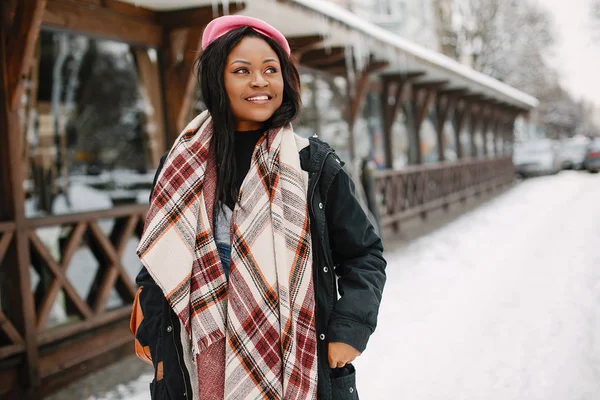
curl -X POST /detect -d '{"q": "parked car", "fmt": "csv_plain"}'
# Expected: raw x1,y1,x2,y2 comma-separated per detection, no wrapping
583,138,600,173
557,136,590,170
513,139,561,177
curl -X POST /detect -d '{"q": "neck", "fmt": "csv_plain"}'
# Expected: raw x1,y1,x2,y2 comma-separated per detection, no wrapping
234,122,264,132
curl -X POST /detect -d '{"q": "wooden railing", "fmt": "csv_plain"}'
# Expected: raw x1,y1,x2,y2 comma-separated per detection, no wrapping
0,157,515,396
0,205,147,396
372,156,515,230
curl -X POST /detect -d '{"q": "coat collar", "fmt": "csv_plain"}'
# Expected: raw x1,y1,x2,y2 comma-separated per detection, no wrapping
300,136,338,173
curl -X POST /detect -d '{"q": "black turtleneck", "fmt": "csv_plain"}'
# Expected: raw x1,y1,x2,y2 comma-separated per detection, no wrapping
224,128,266,209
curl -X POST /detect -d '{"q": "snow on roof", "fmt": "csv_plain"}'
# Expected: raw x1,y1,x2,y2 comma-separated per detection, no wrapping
119,0,537,109
289,0,538,109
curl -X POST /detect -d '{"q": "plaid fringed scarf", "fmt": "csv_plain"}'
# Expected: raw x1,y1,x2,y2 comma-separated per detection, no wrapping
137,111,318,400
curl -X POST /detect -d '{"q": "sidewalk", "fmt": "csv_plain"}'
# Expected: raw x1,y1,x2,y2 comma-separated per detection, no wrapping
47,355,152,400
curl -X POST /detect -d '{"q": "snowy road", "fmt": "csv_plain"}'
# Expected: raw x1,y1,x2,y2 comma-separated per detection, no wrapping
97,171,600,400
357,171,600,400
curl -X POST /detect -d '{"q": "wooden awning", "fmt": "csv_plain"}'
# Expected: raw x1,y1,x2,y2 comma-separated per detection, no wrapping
118,0,538,111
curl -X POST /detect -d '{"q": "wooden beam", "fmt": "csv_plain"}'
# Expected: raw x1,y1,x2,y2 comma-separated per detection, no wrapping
480,103,497,156
413,88,435,131
3,0,17,28
161,4,246,144
366,60,389,74
288,34,324,54
93,0,156,20
453,99,472,159
0,232,14,264
29,232,94,328
163,27,203,144
300,47,345,67
134,48,166,166
410,84,437,164
490,106,504,155
6,0,46,110
0,4,41,390
439,87,468,96
344,59,388,160
381,79,407,168
434,93,456,162
346,70,369,161
468,103,482,157
157,2,245,30
412,80,448,90
381,71,425,81
462,93,484,102
43,0,162,47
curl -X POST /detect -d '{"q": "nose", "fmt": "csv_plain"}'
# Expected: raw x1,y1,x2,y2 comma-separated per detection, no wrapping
251,72,269,88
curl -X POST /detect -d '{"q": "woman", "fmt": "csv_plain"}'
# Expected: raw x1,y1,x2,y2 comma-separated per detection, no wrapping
135,15,386,400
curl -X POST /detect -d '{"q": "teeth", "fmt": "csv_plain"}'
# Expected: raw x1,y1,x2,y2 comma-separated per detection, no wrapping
247,96,269,101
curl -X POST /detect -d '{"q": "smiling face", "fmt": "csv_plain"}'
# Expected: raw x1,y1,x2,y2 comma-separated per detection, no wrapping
224,36,284,131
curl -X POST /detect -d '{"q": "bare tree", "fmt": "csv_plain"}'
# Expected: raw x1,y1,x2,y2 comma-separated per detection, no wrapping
432,0,599,139
593,0,600,35
446,0,554,90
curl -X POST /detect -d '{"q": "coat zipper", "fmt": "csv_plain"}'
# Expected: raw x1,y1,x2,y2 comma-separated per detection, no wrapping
309,150,338,399
169,310,190,398
310,151,336,270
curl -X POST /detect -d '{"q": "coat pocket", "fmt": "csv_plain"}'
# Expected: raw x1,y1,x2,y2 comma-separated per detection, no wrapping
149,378,170,400
148,338,169,400
330,364,359,400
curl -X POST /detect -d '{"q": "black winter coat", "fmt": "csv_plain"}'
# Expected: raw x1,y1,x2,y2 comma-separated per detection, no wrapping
135,137,386,400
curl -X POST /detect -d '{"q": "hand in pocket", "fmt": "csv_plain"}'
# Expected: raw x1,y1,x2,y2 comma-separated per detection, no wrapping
328,342,361,369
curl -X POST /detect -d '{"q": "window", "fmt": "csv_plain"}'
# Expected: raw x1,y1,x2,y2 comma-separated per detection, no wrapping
22,30,165,218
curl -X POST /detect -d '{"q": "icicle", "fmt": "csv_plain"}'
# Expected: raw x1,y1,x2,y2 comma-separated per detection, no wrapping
52,34,69,140
345,42,356,97
212,0,218,17
223,0,230,15
317,13,332,39
211,0,230,17
65,36,89,115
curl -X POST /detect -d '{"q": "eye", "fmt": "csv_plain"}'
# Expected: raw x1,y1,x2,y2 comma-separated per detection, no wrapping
234,68,249,74
265,66,278,74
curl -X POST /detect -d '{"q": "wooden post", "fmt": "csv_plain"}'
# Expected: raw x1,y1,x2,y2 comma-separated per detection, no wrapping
468,102,481,157
434,90,456,162
380,72,424,168
160,3,245,145
411,87,432,164
480,103,492,157
345,59,388,161
6,0,47,110
504,119,512,154
1,1,42,394
133,49,166,168
491,106,501,155
380,78,406,168
506,109,519,155
451,96,470,159
162,28,202,144
411,81,446,164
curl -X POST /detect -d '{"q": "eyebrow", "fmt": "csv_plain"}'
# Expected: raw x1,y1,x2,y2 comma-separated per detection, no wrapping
229,58,280,66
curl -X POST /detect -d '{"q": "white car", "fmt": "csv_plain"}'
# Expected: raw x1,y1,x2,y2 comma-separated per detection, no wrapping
556,136,590,170
513,139,561,177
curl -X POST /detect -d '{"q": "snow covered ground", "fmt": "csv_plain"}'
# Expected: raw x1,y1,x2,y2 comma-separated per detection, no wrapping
96,170,600,400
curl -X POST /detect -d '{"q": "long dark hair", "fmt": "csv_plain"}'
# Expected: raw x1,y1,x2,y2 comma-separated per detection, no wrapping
198,26,302,211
